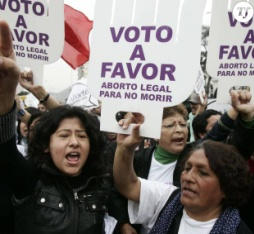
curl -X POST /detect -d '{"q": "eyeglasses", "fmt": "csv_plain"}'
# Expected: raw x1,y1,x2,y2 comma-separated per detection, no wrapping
162,122,187,129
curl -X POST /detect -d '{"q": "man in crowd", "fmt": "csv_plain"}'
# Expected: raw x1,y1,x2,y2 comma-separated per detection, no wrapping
192,109,222,140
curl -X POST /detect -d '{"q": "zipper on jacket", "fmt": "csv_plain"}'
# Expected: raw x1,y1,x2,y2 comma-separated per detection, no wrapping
73,190,80,234
74,191,79,201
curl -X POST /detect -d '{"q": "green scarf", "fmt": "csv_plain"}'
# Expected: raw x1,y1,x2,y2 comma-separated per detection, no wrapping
154,145,179,164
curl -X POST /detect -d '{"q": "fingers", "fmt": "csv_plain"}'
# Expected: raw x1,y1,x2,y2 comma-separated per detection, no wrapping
25,70,33,80
20,69,33,80
117,119,141,139
133,112,145,124
230,90,240,109
0,56,20,78
230,89,251,107
238,90,252,104
132,124,141,139
230,89,254,118
118,112,135,129
0,20,14,58
118,112,144,128
19,69,34,89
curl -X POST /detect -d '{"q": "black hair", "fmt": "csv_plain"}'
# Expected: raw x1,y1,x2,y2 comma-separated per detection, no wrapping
27,112,43,130
28,105,107,177
182,140,251,208
16,119,25,144
26,107,40,115
16,107,41,144
192,109,222,140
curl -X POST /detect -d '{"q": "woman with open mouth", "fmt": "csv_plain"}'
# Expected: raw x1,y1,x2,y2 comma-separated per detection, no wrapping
0,20,130,234
114,125,253,233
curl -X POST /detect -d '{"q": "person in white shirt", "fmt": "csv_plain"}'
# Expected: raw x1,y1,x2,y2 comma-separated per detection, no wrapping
113,122,253,234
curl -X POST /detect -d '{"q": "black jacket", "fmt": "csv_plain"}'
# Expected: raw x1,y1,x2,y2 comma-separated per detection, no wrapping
14,168,118,234
0,182,14,234
0,137,126,234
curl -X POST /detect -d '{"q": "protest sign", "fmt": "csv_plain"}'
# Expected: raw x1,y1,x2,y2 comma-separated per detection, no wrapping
87,0,206,138
66,79,99,110
207,0,254,104
0,0,64,84
194,68,206,104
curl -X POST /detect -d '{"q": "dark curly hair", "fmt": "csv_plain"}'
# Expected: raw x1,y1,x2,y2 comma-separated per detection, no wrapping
28,105,107,177
182,140,251,208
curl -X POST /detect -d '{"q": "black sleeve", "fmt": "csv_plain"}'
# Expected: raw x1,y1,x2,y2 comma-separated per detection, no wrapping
229,118,254,160
108,188,130,234
0,137,38,199
237,220,254,234
203,112,234,142
102,142,131,233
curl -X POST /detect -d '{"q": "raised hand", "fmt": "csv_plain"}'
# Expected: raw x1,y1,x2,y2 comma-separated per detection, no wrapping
19,68,60,109
0,20,20,115
116,112,144,151
19,69,46,100
196,92,208,115
230,90,254,121
118,112,144,130
117,124,142,152
19,69,34,92
114,119,142,202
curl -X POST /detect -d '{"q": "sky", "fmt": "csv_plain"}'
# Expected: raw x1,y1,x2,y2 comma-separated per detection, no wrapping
42,0,212,93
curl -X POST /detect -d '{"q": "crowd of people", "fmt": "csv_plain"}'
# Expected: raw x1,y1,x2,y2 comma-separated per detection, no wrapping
0,19,254,234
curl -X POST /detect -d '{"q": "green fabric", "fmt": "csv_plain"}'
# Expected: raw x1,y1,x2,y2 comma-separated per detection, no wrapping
154,145,179,164
241,118,254,129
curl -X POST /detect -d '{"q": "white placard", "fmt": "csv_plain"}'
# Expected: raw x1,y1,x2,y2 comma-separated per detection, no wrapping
66,79,99,110
194,68,206,104
87,0,206,138
207,0,254,104
0,0,64,84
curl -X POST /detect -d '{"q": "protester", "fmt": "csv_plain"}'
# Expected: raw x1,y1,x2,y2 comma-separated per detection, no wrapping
0,19,19,234
114,89,254,233
228,90,254,232
16,103,41,157
16,111,43,159
2,106,130,233
113,127,253,233
187,92,207,142
132,100,242,189
192,109,222,140
132,105,189,187
16,119,28,146
38,103,47,112
0,16,253,233
0,20,135,234
19,69,60,110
